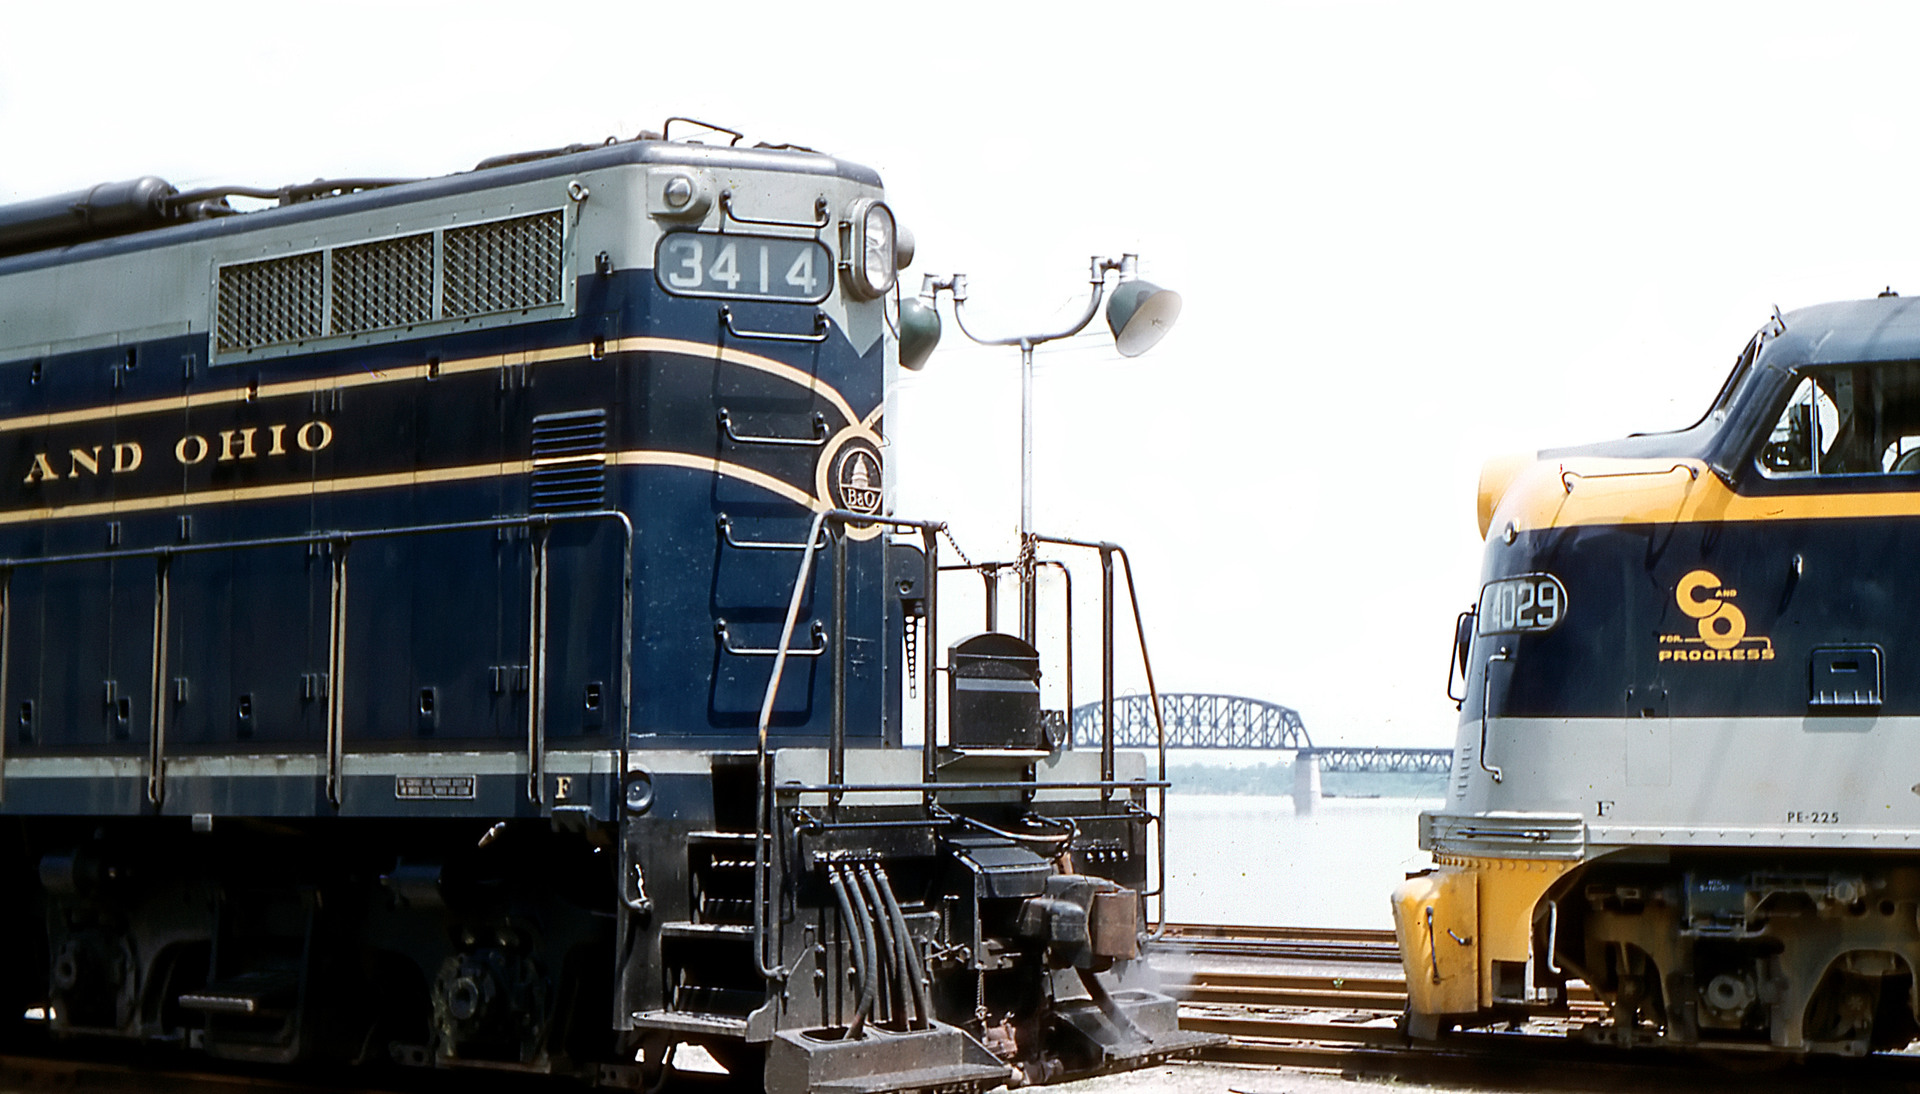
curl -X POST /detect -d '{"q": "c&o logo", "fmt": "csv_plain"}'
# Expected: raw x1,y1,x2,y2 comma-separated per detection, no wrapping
1658,569,1774,663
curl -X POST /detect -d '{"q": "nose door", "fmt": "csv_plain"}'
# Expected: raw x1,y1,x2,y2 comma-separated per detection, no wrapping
1624,683,1671,788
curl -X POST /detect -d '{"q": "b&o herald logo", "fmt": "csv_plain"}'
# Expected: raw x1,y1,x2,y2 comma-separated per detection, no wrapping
831,445,882,515
1658,569,1774,663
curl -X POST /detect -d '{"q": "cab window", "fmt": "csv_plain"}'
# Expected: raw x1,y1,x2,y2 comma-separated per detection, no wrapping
1759,362,1920,476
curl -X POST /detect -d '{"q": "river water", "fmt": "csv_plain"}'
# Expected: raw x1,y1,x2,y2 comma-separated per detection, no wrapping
1158,793,1441,929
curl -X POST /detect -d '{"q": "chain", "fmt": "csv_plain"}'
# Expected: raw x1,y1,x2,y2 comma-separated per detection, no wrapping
938,525,975,569
904,615,919,698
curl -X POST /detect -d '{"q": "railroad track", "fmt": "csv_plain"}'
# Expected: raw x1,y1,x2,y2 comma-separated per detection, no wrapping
1179,967,1604,1011
1158,921,1400,963
1161,922,1608,1073
1157,923,1920,1089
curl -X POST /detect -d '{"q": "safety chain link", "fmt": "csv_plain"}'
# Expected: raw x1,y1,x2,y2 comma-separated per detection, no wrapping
937,524,975,569
904,615,919,698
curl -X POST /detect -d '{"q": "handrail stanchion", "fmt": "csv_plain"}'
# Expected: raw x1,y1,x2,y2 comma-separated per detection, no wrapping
1036,560,1073,745
753,508,833,981
921,525,940,790
527,527,552,806
147,555,171,807
1115,545,1170,937
1030,533,1172,936
0,568,11,805
617,520,634,819
980,565,999,633
751,509,947,982
1100,547,1116,795
829,527,848,818
325,540,350,808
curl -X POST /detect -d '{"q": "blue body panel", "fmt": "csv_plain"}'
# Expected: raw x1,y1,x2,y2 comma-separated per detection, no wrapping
0,271,889,816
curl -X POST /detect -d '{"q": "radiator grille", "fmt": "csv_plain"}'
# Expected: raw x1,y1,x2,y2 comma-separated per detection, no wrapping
216,252,324,352
213,208,567,356
444,211,565,318
530,409,607,511
332,233,434,334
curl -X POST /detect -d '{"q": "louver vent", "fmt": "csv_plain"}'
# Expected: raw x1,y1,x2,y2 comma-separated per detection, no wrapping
212,208,567,357
217,252,324,352
530,410,607,511
333,233,434,334
444,211,565,318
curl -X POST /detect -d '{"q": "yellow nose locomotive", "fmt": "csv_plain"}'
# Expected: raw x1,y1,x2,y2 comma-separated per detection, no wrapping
1398,293,1920,1054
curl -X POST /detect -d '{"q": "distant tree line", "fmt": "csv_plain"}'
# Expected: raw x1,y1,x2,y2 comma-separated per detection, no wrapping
1164,762,1294,795
1164,761,1445,799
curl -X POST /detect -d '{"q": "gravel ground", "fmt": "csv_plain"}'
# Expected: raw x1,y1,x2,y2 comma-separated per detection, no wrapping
1050,1061,1437,1094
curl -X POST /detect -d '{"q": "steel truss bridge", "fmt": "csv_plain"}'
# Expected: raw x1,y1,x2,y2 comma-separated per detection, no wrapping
1068,693,1451,775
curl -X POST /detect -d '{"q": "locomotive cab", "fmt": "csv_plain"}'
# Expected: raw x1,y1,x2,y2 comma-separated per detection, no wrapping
1399,294,1920,1055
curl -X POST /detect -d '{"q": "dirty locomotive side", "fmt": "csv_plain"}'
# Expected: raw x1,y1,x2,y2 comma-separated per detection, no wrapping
1397,294,1920,1056
0,127,1208,1091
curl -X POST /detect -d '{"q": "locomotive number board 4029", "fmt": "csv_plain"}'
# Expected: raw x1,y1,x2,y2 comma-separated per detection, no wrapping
654,232,832,303
1477,573,1567,635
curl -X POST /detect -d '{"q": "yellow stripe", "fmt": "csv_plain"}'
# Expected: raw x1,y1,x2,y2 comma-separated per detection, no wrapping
608,450,818,509
1497,456,1920,533
609,336,860,427
0,449,818,526
0,337,862,435
0,362,434,434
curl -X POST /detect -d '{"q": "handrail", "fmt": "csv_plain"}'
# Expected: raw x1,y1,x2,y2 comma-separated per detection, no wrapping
749,520,1171,982
1029,534,1171,938
1037,560,1074,745
1479,648,1510,784
325,544,349,807
527,528,551,805
146,559,171,806
0,510,629,569
776,778,1169,794
0,510,633,811
717,619,827,658
720,306,830,344
1560,463,1697,494
716,514,829,552
752,509,942,983
829,532,848,813
948,556,1074,734
719,190,829,230
0,571,10,805
716,407,829,447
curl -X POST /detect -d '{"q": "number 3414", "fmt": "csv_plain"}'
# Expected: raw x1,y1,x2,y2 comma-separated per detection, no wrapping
656,233,828,303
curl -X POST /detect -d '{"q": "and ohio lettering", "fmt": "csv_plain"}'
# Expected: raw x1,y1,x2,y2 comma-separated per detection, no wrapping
21,420,335,485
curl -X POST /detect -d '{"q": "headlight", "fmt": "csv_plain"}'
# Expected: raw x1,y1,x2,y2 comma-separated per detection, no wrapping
843,200,896,299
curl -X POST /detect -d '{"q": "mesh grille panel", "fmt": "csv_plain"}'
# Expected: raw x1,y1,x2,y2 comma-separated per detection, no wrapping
213,208,565,358
217,252,324,351
332,233,433,334
444,211,565,318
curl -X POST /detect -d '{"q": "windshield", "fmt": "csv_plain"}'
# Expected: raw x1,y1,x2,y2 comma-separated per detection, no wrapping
1758,362,1920,476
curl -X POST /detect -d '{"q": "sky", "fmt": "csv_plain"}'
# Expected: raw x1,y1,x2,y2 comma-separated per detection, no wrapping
5,2,1920,747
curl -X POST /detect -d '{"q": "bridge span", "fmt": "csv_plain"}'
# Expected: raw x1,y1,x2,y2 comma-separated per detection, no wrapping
1068,693,1450,769
1068,693,1452,811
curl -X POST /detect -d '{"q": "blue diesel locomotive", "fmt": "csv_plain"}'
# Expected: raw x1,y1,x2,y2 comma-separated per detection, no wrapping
0,124,1200,1091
